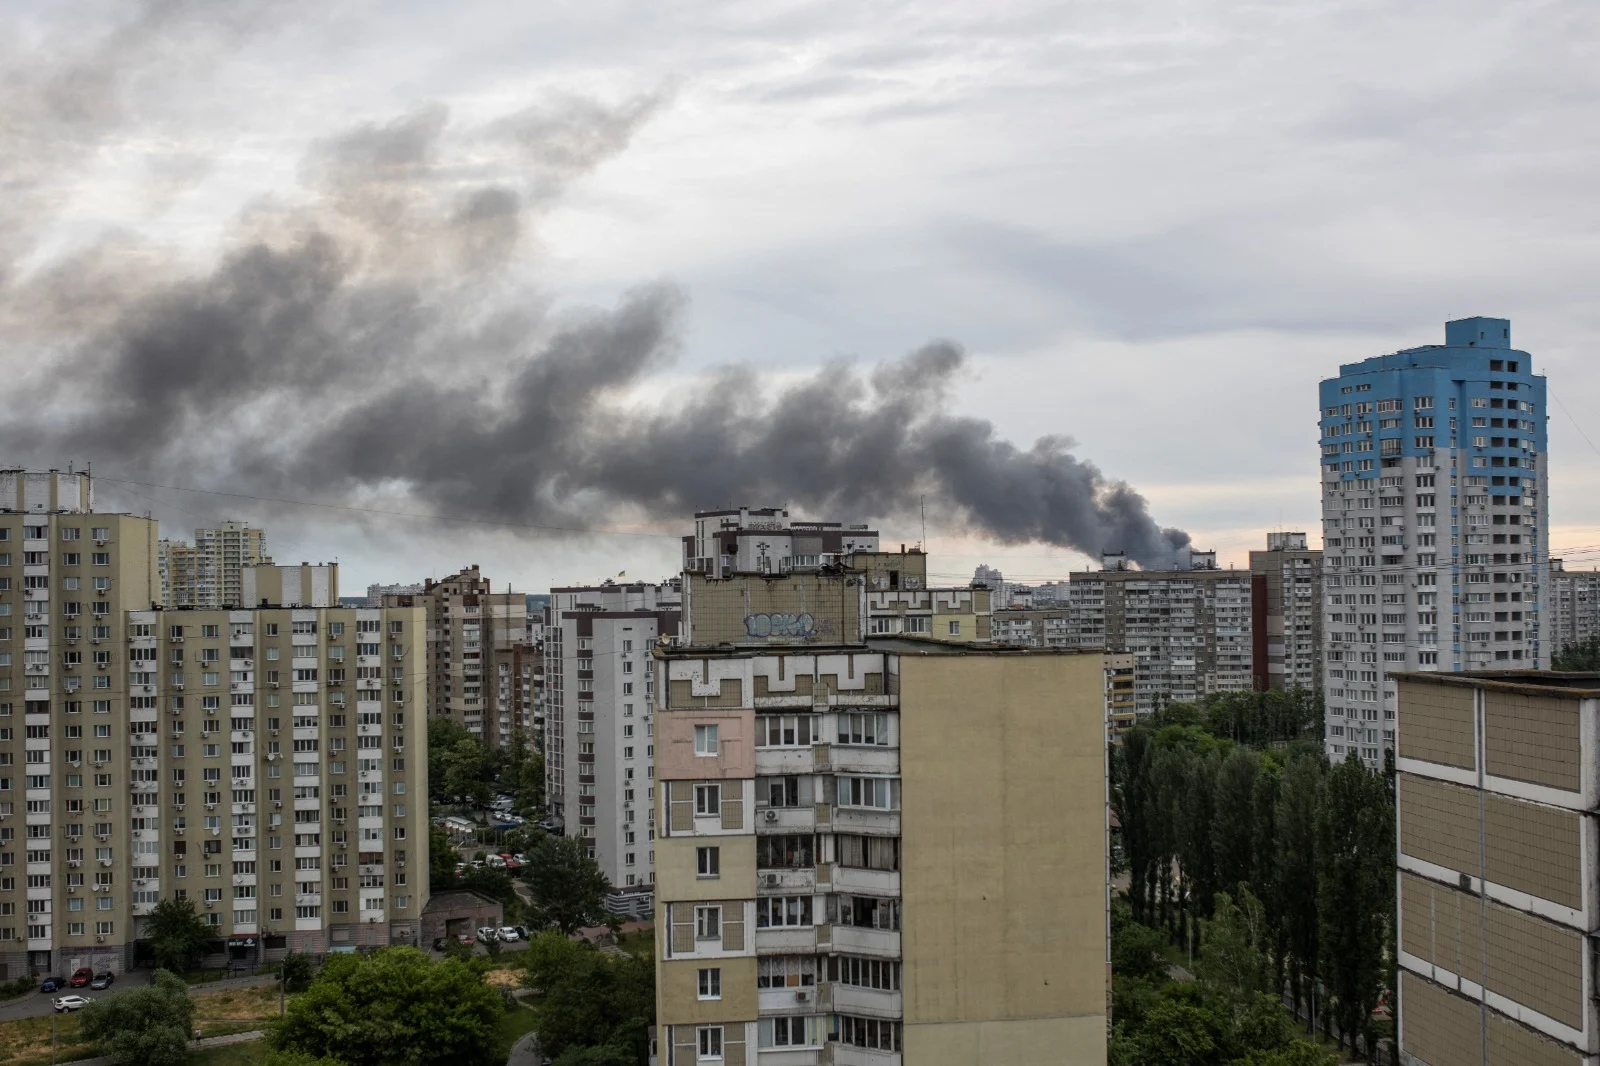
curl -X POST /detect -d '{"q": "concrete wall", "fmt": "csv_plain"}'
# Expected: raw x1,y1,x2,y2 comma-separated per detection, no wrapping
897,651,1107,1065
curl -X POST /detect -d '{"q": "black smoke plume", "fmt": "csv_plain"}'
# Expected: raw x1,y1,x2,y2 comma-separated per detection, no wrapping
0,11,1191,568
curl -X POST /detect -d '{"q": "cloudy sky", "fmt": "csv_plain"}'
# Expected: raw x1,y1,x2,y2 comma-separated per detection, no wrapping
4,0,1599,593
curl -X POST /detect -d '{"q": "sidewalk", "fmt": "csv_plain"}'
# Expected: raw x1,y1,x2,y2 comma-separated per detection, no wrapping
65,1029,265,1066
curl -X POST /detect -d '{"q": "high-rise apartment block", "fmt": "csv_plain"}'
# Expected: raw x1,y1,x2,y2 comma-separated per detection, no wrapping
1249,533,1323,692
1395,671,1600,1066
1550,559,1600,658
159,540,200,608
1065,551,1254,717
544,580,681,917
652,565,1108,1065
1320,317,1548,768
162,523,270,609
365,582,424,609
383,566,527,749
0,470,427,977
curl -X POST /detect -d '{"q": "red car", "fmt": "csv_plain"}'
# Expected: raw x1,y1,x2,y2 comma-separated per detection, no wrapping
67,967,93,988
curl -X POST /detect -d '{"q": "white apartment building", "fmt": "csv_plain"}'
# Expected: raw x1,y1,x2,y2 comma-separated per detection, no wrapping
543,581,681,917
1067,552,1253,717
683,509,879,579
1550,559,1600,658
1319,318,1548,768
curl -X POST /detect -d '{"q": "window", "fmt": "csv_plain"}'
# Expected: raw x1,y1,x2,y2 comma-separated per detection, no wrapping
757,714,816,747
838,712,889,746
693,724,718,756
696,846,720,878
756,895,813,927
697,967,721,1000
756,834,813,869
697,1027,723,1060
838,776,898,809
837,1016,900,1052
947,620,961,635
757,955,817,988
694,784,720,816
759,1016,823,1049
694,905,721,940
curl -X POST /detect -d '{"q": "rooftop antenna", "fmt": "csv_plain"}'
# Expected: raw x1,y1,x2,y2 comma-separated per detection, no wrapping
919,494,926,551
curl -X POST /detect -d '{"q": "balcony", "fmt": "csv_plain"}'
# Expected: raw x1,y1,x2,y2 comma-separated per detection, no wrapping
829,807,900,836
825,924,900,958
755,925,818,954
827,746,898,775
830,866,899,896
816,983,902,1019
756,805,816,832
758,867,816,894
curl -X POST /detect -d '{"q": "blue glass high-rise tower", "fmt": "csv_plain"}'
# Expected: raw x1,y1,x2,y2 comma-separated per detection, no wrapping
1318,317,1548,767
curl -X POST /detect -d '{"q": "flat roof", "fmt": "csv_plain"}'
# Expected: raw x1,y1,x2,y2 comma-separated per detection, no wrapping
657,636,1104,659
1393,670,1600,699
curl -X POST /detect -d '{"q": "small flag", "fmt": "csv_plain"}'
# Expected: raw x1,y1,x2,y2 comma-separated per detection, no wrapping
617,571,627,579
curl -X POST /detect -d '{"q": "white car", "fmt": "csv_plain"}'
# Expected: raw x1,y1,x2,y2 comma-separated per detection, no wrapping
477,926,498,942
498,926,521,941
54,995,93,1012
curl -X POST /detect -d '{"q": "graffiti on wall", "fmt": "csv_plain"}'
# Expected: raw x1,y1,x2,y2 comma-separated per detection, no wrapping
744,612,836,639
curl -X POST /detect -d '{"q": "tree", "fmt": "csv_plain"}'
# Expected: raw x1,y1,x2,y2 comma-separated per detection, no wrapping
1275,753,1323,1029
1212,748,1260,900
278,952,314,993
80,969,194,1066
553,1047,636,1066
1197,888,1269,1004
523,834,612,933
273,947,503,1066
1132,997,1226,1066
143,897,214,974
1317,754,1389,1053
1554,636,1600,671
521,933,654,1062
430,824,460,891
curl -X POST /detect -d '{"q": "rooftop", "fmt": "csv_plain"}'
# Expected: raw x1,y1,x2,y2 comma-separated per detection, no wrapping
656,635,1103,659
1394,670,1600,699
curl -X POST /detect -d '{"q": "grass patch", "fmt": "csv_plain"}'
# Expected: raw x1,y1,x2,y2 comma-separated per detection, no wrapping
615,930,653,960
0,983,285,1066
188,1038,273,1066
491,1004,540,1061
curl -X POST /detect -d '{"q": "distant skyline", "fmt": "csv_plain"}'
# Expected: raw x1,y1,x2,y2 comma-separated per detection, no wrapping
5,1,1598,592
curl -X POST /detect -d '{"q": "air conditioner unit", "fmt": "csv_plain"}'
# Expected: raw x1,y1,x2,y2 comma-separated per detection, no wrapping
96,934,105,942
69,859,82,867
796,989,811,1002
93,761,104,768
173,682,184,690
211,827,220,836
205,901,214,909
68,885,78,893
270,729,279,736
267,753,278,761
94,884,105,892
205,803,216,810
763,809,779,823
68,638,77,646
274,800,282,808
763,873,780,887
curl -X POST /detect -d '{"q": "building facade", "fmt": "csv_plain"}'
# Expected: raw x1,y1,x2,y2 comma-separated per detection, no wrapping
651,631,1108,1066
544,581,681,916
1395,671,1600,1066
0,471,427,977
1320,317,1549,768
684,509,880,579
1550,559,1600,658
384,566,527,749
1066,552,1253,717
365,583,424,609
1249,533,1323,692
159,540,200,608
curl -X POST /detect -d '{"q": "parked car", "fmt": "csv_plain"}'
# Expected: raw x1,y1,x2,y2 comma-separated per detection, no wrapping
513,925,529,940
455,932,475,945
53,995,93,1012
477,926,498,942
39,977,65,993
498,926,521,941
68,967,93,988
89,972,115,990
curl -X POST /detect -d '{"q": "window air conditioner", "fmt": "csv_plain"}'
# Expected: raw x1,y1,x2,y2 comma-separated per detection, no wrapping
763,810,778,823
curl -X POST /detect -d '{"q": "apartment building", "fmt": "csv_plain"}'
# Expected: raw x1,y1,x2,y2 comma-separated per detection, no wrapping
544,581,681,917
1395,671,1600,1066
1105,652,1137,739
1249,533,1323,692
383,566,526,749
1321,317,1549,768
0,469,158,977
159,540,200,608
1550,560,1600,658
0,470,427,977
651,584,1109,1064
990,607,1073,648
683,508,879,579
365,583,424,609
1067,551,1253,718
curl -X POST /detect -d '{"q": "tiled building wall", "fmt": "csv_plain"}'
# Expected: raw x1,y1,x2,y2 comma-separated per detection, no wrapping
1483,691,1582,791
1396,681,1477,769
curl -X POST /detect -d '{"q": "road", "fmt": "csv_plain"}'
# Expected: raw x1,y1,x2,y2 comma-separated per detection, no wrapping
0,972,277,1023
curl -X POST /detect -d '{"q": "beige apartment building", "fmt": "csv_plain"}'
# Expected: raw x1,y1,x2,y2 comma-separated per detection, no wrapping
1395,670,1600,1066
1,471,427,977
1550,559,1600,659
1248,532,1323,692
653,555,1108,1066
384,566,527,749
161,523,269,609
